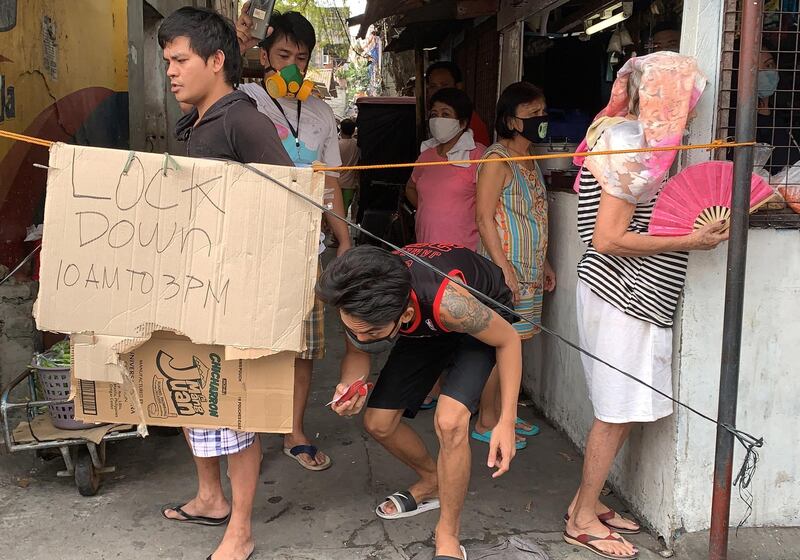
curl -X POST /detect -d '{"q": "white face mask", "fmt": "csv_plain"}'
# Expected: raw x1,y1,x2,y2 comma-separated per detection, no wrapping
429,117,463,144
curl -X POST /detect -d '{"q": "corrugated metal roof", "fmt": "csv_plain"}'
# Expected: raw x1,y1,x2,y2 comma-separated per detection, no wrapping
356,0,431,37
354,0,500,38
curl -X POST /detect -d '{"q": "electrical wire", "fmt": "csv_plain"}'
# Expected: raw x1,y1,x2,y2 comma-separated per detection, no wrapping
236,160,764,515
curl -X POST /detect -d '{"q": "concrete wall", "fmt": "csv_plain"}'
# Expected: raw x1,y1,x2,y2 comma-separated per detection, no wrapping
0,273,40,391
531,192,800,542
674,228,800,532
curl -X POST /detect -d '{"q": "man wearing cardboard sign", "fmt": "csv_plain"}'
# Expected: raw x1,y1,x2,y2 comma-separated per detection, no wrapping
317,243,521,560
157,8,292,560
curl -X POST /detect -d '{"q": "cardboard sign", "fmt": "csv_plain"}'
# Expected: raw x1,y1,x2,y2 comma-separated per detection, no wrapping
73,332,295,433
35,143,322,353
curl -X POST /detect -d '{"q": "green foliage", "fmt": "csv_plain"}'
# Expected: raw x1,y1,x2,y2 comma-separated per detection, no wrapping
35,339,72,368
270,1,351,55
338,56,370,100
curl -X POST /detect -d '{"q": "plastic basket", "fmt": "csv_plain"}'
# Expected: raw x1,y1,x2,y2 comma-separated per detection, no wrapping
33,364,96,430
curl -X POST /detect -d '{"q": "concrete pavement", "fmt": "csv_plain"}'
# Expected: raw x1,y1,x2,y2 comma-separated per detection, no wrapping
2,298,798,559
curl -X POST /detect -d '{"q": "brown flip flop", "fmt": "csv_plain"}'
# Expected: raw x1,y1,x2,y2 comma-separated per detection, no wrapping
597,510,641,535
563,530,638,559
563,510,641,535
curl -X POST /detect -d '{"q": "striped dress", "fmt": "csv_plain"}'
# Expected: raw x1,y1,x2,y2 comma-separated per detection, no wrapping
576,168,689,327
478,143,549,333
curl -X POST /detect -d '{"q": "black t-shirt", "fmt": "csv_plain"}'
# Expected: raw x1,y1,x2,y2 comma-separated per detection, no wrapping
175,90,293,166
393,243,516,338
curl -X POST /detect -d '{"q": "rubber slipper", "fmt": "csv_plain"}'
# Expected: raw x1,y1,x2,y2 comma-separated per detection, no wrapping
375,490,440,520
471,429,527,450
515,416,540,436
563,529,638,559
161,503,230,526
283,445,332,471
597,509,641,535
420,397,439,410
433,545,467,560
207,552,253,560
564,510,641,535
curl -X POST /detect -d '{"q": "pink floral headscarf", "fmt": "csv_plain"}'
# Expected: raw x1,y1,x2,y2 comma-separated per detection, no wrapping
573,52,707,203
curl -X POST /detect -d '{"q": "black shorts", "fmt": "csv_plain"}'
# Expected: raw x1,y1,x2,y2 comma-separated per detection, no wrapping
367,334,496,418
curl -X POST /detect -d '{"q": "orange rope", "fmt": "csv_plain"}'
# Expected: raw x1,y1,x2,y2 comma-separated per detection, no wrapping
0,129,754,169
0,129,54,148
313,139,756,172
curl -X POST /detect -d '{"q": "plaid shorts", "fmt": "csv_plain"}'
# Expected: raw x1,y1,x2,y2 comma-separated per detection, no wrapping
187,428,256,458
299,263,325,360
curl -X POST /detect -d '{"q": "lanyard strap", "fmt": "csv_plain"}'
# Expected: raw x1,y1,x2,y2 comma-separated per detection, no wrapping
268,92,302,149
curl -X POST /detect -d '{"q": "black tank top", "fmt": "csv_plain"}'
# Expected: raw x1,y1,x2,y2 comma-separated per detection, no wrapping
393,243,516,338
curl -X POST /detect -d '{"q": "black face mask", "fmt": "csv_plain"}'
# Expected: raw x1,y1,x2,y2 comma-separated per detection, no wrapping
344,316,404,354
519,115,549,143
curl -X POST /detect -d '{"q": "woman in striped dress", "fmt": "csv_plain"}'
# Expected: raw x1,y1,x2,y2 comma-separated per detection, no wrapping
471,82,555,448
565,53,729,560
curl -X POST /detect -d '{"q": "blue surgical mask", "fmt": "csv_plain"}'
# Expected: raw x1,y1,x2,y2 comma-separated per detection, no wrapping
757,69,779,99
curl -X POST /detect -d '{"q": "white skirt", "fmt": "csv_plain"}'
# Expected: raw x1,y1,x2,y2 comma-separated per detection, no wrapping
576,280,674,423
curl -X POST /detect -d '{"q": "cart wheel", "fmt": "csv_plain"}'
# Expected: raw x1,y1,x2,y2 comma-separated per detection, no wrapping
74,448,101,496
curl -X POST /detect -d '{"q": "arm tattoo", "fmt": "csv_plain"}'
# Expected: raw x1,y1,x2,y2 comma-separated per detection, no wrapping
440,282,493,334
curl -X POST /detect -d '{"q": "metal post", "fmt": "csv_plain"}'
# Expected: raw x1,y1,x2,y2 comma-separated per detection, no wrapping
127,0,146,151
414,39,425,149
709,1,763,559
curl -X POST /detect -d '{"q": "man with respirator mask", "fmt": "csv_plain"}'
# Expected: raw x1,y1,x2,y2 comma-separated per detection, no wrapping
317,243,523,560
236,5,354,473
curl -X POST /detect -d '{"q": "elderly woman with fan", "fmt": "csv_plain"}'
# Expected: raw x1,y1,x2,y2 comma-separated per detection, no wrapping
564,53,729,560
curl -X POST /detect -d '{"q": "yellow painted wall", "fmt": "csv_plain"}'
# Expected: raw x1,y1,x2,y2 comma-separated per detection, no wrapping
0,0,128,160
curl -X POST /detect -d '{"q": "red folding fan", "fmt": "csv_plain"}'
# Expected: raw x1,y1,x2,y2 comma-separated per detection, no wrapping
648,161,774,236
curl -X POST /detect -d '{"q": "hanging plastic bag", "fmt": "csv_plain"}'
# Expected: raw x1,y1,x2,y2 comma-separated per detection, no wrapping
770,160,800,213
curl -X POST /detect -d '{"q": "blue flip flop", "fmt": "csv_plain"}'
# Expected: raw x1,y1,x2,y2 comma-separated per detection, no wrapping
420,397,438,411
471,429,527,450
515,417,540,437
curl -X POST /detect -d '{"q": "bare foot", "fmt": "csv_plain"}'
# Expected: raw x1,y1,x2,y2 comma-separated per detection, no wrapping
284,433,329,468
515,419,535,432
379,478,438,516
208,531,254,560
162,496,230,521
434,531,464,559
565,514,638,558
598,506,641,533
566,501,640,533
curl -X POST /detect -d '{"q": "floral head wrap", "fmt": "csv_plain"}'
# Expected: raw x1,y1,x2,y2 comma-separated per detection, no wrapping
573,52,707,203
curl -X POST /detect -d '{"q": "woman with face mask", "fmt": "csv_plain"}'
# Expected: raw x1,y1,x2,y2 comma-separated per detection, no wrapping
405,88,486,250
753,50,800,173
472,82,555,451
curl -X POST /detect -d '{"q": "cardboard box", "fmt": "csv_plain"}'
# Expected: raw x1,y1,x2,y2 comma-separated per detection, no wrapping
73,332,295,433
35,143,316,432
34,143,322,362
